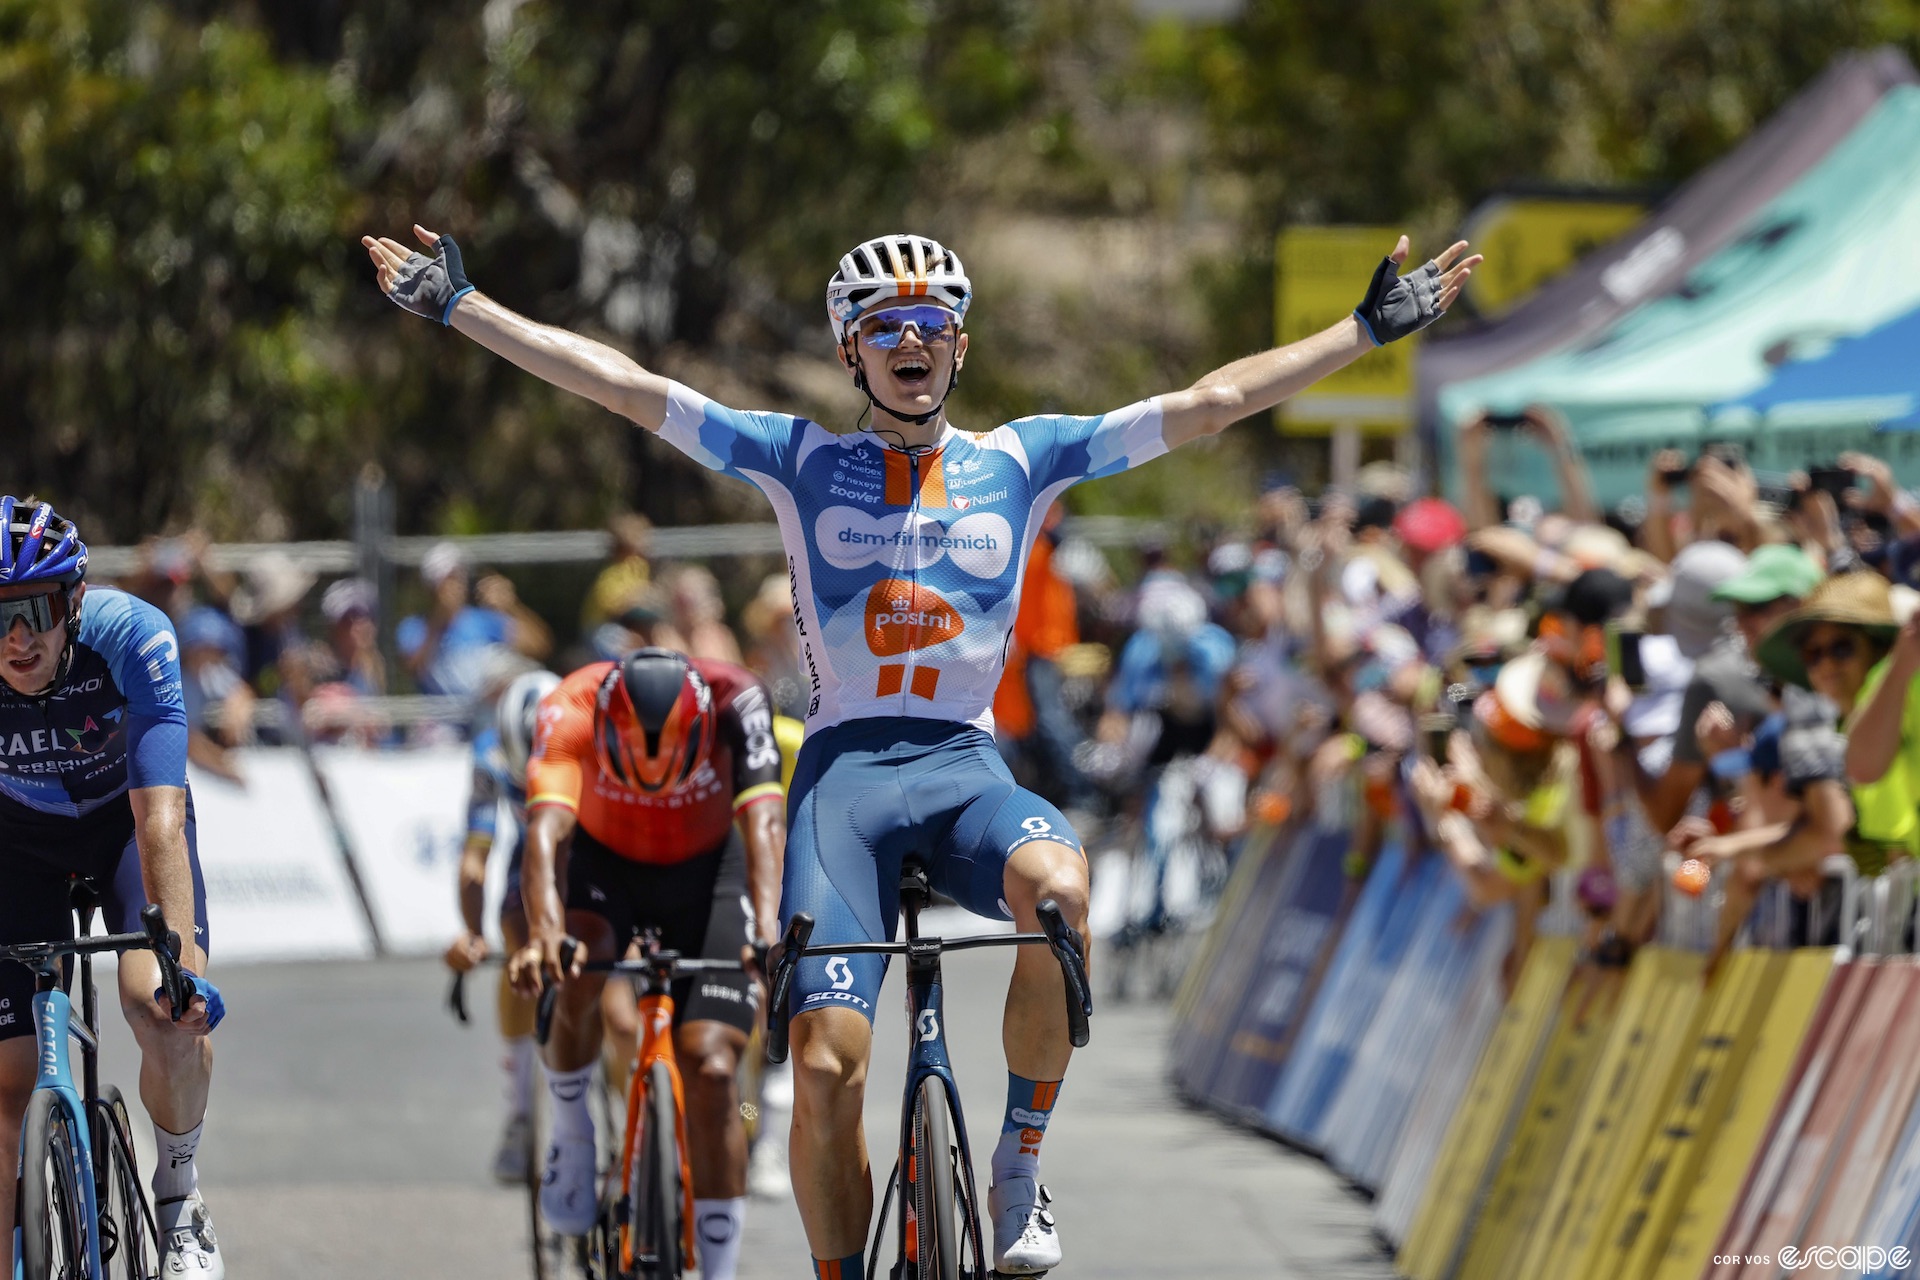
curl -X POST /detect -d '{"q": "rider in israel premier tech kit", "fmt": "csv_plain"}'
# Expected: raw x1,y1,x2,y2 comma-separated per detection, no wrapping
364,222,1477,1276
0,499,226,1279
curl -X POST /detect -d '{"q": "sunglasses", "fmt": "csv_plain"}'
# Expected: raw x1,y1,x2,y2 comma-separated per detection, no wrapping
0,590,68,635
1799,636,1860,669
856,305,961,349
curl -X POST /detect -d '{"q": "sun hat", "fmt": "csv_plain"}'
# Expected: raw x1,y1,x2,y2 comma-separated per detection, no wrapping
421,541,468,588
1648,540,1747,658
1476,650,1580,751
1756,572,1916,688
1710,543,1824,606
228,552,317,626
1393,498,1467,555
1620,633,1692,738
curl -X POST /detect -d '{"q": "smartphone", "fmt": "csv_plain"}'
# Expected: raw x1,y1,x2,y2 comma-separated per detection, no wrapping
1485,412,1528,431
1701,441,1747,468
1464,548,1499,579
1809,464,1858,501
1607,624,1647,691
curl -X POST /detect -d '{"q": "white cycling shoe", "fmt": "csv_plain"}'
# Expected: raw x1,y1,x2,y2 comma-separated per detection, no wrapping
157,1192,224,1279
988,1177,1061,1276
539,1134,600,1236
493,1113,532,1184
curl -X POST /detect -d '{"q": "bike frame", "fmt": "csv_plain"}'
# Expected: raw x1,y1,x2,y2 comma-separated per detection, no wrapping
616,966,694,1273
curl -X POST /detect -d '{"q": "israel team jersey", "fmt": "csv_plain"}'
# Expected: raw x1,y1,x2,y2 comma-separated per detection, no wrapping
0,587,188,842
657,382,1167,733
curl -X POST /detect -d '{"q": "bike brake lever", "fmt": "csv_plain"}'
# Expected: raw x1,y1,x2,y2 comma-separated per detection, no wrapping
448,971,469,1025
535,938,579,1047
766,914,815,1065
139,904,190,1024
1036,900,1092,1048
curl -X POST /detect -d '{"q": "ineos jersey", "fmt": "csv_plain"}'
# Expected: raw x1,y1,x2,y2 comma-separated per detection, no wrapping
526,658,783,864
0,588,189,852
657,383,1168,734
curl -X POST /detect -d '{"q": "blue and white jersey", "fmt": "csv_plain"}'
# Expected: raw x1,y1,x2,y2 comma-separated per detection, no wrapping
658,382,1167,733
0,588,188,832
466,725,528,851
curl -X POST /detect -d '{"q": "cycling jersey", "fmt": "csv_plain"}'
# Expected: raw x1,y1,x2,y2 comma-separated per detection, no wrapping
656,383,1167,735
0,587,189,858
526,658,782,864
466,726,528,849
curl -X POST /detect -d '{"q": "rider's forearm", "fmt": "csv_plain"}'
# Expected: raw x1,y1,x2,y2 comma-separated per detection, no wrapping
128,785,205,972
521,812,571,942
457,837,491,937
450,292,670,429
1161,316,1373,447
739,803,785,945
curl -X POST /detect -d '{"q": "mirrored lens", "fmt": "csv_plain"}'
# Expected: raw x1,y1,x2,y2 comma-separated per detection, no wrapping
857,306,959,349
0,591,63,634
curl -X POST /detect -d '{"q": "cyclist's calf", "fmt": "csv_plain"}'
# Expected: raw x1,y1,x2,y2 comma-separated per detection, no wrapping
677,1019,750,1199
790,1006,877,1259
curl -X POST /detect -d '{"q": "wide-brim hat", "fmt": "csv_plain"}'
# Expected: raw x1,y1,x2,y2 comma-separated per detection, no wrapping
1756,572,1915,688
1476,650,1580,752
229,552,317,625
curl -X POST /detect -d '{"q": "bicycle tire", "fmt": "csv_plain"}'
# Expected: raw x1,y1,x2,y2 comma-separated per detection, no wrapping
908,1078,961,1280
526,1088,549,1280
20,1090,90,1280
628,1059,684,1278
94,1085,160,1280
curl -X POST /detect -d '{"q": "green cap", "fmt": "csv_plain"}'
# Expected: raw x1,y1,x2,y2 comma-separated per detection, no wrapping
1710,544,1823,605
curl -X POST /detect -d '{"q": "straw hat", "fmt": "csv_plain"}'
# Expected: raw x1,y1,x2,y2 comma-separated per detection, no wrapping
228,552,316,625
1756,572,1918,688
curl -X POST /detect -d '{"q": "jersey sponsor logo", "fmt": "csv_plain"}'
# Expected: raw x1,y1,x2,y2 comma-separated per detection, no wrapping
138,630,178,681
863,580,964,657
1009,1107,1051,1127
814,507,1014,579
801,989,871,1012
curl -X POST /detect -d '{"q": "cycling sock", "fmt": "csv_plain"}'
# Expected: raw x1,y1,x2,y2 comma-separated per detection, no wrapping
991,1074,1061,1187
150,1119,203,1203
505,1035,535,1119
812,1253,863,1280
693,1197,747,1280
543,1062,596,1143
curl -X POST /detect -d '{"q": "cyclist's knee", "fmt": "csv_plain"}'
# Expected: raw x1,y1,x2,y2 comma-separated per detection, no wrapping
790,1009,870,1118
676,1023,743,1097
1004,839,1089,924
0,1039,33,1128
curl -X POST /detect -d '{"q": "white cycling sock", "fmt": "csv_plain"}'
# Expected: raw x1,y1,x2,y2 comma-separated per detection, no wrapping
544,1063,596,1143
505,1036,536,1119
693,1197,748,1280
151,1119,203,1203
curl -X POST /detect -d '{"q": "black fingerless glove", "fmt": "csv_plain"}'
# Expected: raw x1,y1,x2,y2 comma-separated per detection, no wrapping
1353,254,1447,346
387,234,475,325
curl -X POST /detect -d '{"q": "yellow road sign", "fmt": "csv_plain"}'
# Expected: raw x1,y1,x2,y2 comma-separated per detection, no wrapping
1275,226,1415,436
1458,196,1643,319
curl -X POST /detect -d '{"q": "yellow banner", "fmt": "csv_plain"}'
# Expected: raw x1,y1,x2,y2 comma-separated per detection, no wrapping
1274,226,1415,436
1459,196,1643,319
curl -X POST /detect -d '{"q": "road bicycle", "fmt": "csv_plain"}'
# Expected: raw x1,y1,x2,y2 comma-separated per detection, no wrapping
534,935,745,1280
6,881,193,1280
767,860,1093,1280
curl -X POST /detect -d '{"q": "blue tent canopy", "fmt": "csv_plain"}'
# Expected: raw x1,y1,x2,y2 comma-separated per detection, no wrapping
1717,304,1920,430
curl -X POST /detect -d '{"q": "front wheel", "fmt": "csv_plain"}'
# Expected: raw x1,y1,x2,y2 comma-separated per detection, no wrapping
19,1090,90,1280
628,1059,684,1278
907,1078,962,1280
94,1085,160,1280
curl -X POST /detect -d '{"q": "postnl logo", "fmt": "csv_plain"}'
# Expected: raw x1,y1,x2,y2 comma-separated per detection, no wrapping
864,579,964,657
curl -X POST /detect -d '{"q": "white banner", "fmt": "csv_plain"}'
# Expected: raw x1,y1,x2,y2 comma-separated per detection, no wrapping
312,745,483,956
189,750,375,963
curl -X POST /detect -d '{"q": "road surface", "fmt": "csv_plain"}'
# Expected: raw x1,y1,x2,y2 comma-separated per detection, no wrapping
96,930,1394,1278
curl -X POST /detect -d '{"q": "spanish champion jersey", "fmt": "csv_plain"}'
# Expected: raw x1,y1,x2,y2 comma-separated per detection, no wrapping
0,587,189,849
657,383,1168,735
526,658,783,864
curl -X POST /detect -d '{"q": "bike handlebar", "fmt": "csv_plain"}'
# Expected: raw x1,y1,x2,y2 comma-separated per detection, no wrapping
0,905,191,1024
523,939,748,1046
763,899,1093,1064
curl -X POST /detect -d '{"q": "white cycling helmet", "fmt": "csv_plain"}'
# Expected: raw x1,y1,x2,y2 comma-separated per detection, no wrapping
495,669,562,782
825,234,972,343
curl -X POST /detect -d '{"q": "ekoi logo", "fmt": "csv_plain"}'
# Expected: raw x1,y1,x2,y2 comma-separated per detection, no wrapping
864,580,963,657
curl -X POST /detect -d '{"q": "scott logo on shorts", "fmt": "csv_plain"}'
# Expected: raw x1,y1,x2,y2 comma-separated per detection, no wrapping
825,956,855,990
864,579,964,656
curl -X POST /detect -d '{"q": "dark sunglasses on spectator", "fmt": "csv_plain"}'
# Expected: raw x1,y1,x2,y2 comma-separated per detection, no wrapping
1799,636,1860,669
857,305,961,349
0,590,67,634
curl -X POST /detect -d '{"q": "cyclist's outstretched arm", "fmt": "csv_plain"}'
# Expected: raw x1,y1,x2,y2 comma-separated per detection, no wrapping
1157,235,1478,450
362,224,671,430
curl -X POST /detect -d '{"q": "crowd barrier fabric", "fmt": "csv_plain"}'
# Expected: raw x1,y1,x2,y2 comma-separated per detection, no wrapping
312,745,484,956
188,752,376,962
1859,1067,1920,1278
1397,935,1576,1280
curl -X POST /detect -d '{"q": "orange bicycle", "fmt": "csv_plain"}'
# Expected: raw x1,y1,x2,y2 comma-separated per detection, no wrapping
537,933,744,1280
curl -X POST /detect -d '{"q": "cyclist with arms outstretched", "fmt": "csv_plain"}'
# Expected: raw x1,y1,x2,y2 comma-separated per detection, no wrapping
507,649,784,1280
365,223,1476,1276
0,498,225,1278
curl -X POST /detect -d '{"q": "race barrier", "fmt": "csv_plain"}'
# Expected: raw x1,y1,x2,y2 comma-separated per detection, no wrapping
184,746,512,963
1174,822,1920,1280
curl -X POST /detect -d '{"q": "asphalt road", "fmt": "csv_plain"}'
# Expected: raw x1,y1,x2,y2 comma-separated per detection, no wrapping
95,928,1394,1278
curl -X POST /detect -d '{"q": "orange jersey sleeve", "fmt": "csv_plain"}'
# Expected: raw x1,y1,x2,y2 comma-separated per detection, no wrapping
525,663,608,814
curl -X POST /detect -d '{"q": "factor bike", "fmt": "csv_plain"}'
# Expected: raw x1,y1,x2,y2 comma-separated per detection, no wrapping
6,881,194,1280
767,860,1093,1280
536,935,744,1280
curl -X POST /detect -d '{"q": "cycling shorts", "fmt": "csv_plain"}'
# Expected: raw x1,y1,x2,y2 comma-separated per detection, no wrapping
565,827,755,1035
781,717,1079,1024
0,792,211,1043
